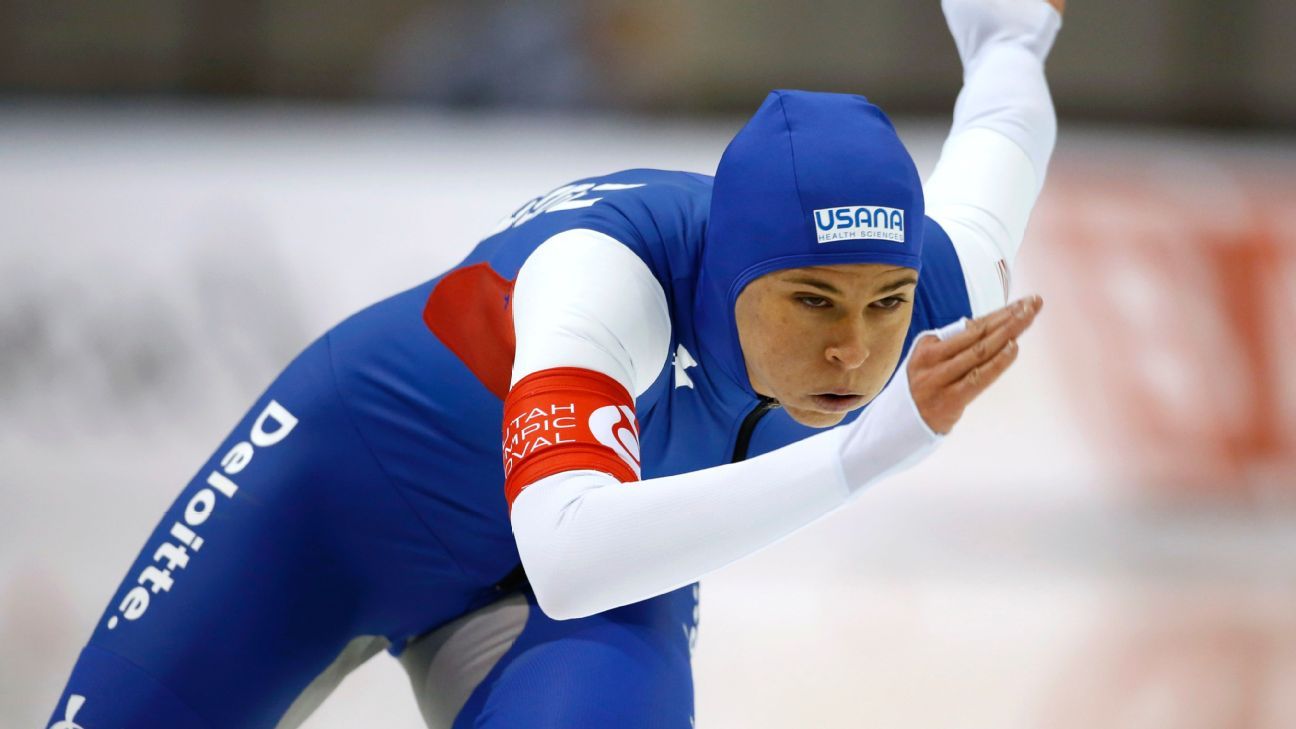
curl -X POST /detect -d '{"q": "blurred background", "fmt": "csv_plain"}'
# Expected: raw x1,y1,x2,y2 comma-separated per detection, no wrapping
2,1,1294,727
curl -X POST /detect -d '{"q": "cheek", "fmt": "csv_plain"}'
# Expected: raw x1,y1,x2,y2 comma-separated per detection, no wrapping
764,311,819,366
745,310,820,394
746,305,788,350
736,292,803,387
870,312,914,368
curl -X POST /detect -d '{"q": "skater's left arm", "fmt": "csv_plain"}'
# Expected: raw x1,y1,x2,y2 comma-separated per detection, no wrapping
925,0,1064,316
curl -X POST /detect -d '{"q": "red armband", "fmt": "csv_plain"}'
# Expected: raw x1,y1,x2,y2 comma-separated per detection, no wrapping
502,367,641,509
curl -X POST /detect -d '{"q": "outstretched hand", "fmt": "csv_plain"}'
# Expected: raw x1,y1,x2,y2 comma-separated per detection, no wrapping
907,296,1042,434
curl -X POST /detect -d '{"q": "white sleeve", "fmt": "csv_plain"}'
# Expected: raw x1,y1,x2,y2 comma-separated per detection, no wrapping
510,228,672,397
510,329,956,621
925,0,1062,317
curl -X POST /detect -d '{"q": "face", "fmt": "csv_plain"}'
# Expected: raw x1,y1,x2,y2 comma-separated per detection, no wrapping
734,263,918,428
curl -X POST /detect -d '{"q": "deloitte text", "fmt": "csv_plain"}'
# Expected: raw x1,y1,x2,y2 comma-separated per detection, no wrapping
104,401,298,630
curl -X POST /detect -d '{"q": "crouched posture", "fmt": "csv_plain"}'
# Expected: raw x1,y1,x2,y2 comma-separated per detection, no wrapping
47,1,1063,727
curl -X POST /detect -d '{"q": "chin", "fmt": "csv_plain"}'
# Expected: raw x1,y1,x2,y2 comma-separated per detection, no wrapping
785,406,848,429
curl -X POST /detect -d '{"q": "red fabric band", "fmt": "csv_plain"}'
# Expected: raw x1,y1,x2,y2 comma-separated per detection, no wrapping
502,367,641,509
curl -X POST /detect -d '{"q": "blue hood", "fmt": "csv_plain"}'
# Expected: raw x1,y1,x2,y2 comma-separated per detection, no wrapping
694,89,925,398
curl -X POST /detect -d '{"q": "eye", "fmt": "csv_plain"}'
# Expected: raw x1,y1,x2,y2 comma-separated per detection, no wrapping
796,295,832,309
872,296,908,310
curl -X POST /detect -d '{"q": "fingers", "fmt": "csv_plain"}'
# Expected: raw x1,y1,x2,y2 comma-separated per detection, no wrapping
914,295,1042,367
926,295,1042,386
957,295,1041,351
906,295,1043,434
950,333,1020,401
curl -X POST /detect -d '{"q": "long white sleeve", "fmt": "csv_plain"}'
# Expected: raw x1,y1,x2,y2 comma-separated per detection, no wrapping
513,356,940,621
926,0,1062,316
508,230,946,620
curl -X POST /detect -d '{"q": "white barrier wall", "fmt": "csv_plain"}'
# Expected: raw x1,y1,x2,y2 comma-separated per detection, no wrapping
1,105,1293,728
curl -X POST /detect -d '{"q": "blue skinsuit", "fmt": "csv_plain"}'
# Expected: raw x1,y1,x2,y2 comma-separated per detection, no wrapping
49,92,971,728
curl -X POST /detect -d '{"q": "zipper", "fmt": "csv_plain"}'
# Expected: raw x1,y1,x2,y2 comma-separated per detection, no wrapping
730,396,781,463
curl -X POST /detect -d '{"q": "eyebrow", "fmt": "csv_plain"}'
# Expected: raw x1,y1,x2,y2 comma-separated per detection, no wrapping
781,276,843,295
875,275,919,294
780,274,918,296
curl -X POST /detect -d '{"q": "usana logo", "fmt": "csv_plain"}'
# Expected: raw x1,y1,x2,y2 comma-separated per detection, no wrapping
813,206,906,244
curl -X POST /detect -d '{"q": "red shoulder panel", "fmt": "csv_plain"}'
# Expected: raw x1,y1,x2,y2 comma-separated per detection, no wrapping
423,262,517,400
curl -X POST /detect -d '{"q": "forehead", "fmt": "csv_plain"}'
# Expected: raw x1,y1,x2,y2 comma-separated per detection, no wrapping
768,263,917,288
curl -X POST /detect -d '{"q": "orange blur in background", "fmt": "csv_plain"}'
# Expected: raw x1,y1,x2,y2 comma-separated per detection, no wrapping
1035,155,1296,504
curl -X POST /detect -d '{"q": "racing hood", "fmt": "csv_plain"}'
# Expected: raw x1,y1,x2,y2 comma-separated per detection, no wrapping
695,89,925,398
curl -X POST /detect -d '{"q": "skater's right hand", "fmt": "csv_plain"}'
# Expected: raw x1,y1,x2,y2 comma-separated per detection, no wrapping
907,295,1042,435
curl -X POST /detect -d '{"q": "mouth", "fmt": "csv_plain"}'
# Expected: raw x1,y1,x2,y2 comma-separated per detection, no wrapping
809,392,866,413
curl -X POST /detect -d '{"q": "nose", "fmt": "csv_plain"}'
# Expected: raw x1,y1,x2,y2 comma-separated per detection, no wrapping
824,320,869,369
